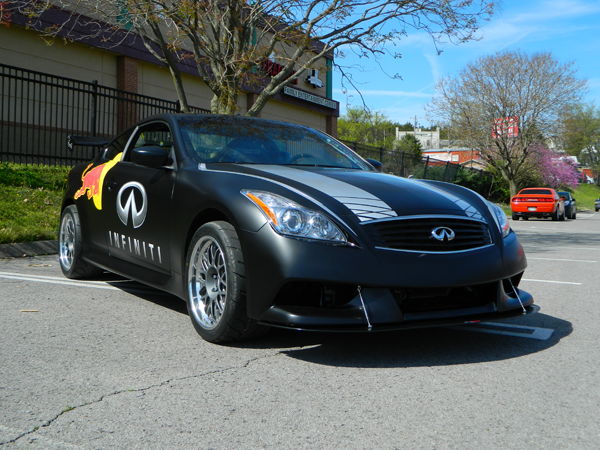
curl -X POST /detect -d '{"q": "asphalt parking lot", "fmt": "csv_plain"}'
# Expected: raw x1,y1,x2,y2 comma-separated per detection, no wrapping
1,212,599,449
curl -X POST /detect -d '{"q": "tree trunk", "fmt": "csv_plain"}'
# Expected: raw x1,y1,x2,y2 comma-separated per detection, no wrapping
508,177,519,198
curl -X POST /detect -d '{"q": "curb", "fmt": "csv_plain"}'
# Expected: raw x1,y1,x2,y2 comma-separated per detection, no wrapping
0,240,59,259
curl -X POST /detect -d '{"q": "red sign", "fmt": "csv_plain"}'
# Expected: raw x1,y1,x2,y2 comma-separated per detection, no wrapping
492,116,519,138
0,2,11,28
260,61,297,85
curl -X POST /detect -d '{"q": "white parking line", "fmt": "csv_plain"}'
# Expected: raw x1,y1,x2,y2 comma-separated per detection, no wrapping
0,271,162,296
527,258,597,263
452,322,554,340
522,245,600,251
522,278,582,285
0,272,120,290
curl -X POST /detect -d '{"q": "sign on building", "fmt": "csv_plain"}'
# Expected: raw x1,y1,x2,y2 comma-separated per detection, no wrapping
492,116,519,139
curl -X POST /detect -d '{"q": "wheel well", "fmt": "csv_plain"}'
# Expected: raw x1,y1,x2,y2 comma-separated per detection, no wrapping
184,208,230,255
61,198,75,213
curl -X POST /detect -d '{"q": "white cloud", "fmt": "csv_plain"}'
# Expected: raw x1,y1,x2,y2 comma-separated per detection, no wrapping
507,0,600,23
424,53,441,82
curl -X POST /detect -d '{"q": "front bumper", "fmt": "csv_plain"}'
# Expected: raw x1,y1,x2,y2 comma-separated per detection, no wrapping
241,223,532,331
258,283,537,331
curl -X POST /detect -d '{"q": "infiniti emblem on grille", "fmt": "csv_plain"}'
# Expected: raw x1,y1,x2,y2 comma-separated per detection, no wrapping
431,227,455,242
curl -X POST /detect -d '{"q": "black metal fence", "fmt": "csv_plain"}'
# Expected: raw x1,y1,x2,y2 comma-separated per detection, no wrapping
339,139,485,184
0,62,488,188
0,63,210,166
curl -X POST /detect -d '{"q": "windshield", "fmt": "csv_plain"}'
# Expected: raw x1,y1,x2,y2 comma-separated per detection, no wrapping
520,189,553,195
557,192,571,200
177,116,371,170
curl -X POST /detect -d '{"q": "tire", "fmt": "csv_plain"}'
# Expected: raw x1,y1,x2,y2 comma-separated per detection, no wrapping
58,205,104,279
512,212,519,220
185,221,269,343
523,216,529,221
559,209,565,221
551,209,559,221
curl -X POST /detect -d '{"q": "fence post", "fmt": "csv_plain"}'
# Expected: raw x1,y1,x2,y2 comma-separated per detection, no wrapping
379,146,383,162
354,141,358,153
443,160,449,181
91,80,98,137
401,151,405,177
423,156,429,179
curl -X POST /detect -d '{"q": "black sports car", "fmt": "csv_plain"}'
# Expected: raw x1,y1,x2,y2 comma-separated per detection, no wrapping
59,114,537,343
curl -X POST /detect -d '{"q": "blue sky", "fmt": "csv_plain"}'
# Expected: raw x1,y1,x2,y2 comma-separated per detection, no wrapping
332,0,600,127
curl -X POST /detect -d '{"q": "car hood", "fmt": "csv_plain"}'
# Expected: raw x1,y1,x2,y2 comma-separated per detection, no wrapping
223,165,489,223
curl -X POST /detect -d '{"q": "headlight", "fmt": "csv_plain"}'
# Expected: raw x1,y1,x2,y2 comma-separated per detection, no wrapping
488,202,510,238
242,190,347,243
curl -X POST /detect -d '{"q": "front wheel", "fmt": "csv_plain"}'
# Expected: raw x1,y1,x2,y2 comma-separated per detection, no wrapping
186,221,269,343
58,205,103,279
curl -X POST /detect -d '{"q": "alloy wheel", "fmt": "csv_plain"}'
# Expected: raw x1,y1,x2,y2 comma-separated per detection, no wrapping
188,236,228,329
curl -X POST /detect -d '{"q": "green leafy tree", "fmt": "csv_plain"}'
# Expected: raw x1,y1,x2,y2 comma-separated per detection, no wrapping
338,107,396,148
560,103,600,175
396,134,423,158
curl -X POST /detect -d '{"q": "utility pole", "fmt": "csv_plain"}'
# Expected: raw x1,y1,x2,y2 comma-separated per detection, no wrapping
413,116,421,132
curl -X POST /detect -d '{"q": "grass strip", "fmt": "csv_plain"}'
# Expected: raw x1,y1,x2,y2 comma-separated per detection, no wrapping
0,163,71,244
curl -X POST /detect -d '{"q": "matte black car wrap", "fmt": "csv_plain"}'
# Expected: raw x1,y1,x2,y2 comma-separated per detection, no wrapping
59,114,537,343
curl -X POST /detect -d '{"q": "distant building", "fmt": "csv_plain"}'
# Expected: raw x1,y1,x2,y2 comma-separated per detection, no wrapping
396,127,440,150
423,148,483,168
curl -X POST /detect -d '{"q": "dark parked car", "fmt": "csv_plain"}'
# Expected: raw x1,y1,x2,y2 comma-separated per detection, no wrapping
59,114,537,343
595,198,600,212
557,191,576,219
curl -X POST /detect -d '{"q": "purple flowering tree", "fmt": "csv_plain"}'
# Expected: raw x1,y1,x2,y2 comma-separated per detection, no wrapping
531,145,580,189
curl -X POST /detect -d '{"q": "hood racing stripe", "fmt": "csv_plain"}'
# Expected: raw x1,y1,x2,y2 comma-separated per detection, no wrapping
252,166,397,222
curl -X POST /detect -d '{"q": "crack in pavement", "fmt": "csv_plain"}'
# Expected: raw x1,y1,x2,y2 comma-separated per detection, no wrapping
0,352,281,447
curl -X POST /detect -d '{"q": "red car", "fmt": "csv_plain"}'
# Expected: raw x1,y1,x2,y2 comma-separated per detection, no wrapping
511,188,565,221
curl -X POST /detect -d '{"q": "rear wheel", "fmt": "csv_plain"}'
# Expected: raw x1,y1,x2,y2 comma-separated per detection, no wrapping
512,212,519,220
551,209,559,221
186,221,269,343
559,209,566,221
58,205,103,279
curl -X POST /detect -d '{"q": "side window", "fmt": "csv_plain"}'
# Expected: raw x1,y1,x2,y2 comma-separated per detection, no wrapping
104,129,134,161
125,122,173,162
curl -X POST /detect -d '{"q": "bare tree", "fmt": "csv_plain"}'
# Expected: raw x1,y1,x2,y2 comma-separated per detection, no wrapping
427,50,586,197
9,0,496,116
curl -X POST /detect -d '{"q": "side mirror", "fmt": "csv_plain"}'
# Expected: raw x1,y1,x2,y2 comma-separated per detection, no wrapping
366,158,383,172
131,146,170,168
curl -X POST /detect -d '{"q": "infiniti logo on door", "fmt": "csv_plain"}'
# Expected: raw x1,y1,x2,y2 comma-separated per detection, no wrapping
431,227,455,242
117,182,147,228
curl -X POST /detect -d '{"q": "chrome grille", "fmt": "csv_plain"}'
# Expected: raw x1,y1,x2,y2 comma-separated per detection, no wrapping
366,217,492,252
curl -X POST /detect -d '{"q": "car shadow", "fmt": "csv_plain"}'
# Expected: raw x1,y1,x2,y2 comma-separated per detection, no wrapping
237,313,572,368
99,275,572,368
96,274,189,315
